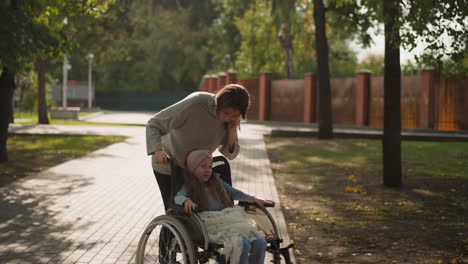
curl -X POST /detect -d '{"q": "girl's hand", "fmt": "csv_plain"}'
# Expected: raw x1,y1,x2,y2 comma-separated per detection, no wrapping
154,150,169,164
183,199,198,214
253,197,275,208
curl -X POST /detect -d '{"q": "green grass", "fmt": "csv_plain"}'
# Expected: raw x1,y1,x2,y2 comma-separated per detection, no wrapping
13,112,143,126
0,134,128,187
265,137,468,179
265,137,468,263
15,111,91,119
403,141,468,178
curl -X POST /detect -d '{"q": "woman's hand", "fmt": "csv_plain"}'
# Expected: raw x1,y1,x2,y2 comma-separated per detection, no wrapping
226,118,240,153
227,118,241,132
183,199,198,214
154,150,169,164
252,197,275,208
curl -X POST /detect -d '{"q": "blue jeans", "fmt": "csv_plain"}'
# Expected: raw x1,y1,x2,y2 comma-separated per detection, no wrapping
239,237,267,264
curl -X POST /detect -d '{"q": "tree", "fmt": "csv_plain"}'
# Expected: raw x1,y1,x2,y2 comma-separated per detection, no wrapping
271,0,297,78
83,1,216,92
302,0,371,139
382,0,402,187
233,1,284,78
0,67,15,162
208,0,249,72
0,0,114,162
313,0,333,139
0,0,41,162
352,0,467,187
36,57,49,124
359,54,384,76
380,0,467,187
223,0,357,79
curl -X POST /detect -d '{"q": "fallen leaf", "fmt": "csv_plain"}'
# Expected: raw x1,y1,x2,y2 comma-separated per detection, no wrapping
348,175,357,183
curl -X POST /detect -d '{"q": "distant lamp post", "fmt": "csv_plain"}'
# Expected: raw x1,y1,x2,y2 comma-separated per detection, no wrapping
87,52,94,108
62,54,71,108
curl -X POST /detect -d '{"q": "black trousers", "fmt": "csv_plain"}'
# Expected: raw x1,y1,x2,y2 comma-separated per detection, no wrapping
153,170,172,210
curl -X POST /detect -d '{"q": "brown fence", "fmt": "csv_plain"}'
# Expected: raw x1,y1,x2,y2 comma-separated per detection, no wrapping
331,77,356,125
401,75,420,128
238,78,260,121
199,70,468,131
369,75,421,128
369,76,384,127
435,77,468,130
270,80,304,122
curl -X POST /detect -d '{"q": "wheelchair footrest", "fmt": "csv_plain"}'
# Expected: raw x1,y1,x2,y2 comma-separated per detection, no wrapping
280,243,294,264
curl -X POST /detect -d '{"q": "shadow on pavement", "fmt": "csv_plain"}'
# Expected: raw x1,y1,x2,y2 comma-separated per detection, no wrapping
0,172,95,263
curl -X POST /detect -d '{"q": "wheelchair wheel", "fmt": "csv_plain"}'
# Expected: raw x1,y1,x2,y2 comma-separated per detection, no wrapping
136,215,196,264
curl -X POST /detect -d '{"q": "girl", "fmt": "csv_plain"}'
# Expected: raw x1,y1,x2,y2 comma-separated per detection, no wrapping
175,150,274,264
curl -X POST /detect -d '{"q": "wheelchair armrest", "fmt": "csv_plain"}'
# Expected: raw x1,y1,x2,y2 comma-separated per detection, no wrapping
168,204,204,216
238,200,275,208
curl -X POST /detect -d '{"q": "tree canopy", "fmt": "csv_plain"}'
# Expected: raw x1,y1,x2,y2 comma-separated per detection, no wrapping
0,0,114,70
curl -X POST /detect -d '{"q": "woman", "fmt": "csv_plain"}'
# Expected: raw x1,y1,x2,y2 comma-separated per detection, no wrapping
146,84,250,210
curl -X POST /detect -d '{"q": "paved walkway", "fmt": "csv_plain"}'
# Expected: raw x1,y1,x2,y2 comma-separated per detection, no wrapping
2,113,294,263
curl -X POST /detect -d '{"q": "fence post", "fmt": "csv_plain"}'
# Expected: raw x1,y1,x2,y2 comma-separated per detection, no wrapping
217,72,227,91
199,74,209,91
355,70,371,126
419,68,436,128
208,75,217,94
226,71,237,84
303,73,317,123
259,71,272,121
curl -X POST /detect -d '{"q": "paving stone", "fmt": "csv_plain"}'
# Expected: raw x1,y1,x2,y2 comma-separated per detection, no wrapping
3,116,295,263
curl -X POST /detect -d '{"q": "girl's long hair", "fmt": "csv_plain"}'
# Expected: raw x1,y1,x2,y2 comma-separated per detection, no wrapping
185,170,234,211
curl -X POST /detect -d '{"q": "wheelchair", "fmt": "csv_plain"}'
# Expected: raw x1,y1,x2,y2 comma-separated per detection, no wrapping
136,156,294,264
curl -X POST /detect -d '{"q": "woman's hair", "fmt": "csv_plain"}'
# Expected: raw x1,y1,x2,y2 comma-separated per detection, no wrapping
215,84,250,119
185,170,234,211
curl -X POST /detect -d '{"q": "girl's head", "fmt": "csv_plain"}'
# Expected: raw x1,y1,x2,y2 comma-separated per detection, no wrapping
185,150,234,210
215,84,250,122
186,150,213,183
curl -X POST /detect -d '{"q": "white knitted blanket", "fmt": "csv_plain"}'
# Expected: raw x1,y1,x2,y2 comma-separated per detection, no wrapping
199,206,259,264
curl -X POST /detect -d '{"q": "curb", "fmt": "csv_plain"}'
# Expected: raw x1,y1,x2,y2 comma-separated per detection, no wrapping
270,129,468,142
79,111,105,121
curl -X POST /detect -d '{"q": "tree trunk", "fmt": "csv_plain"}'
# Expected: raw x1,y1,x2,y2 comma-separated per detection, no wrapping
9,106,14,124
278,23,294,78
37,57,49,124
0,67,16,163
383,0,402,187
313,0,333,139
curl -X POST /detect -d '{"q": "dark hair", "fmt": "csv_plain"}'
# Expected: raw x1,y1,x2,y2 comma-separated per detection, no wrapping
214,84,250,119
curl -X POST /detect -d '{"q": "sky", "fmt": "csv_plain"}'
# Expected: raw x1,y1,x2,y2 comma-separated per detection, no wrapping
350,33,426,64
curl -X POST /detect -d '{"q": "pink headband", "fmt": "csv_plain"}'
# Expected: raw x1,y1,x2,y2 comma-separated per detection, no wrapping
186,150,213,174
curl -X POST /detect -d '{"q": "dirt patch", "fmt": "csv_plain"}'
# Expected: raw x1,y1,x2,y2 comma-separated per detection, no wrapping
266,137,467,264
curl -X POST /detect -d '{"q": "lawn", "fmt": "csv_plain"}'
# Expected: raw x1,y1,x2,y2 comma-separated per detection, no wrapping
13,112,142,126
0,135,128,187
265,137,467,264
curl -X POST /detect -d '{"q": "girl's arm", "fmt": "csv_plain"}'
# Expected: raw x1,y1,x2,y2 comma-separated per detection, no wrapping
220,179,253,202
174,186,198,214
220,179,275,208
174,186,190,206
